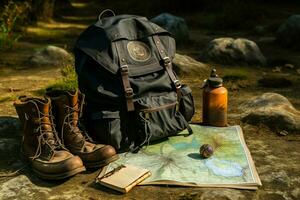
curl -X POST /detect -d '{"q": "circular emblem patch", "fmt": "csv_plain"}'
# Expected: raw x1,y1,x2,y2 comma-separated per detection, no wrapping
127,41,151,62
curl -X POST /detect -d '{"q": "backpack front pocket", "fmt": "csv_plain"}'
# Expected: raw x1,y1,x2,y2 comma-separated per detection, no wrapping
178,85,195,122
134,92,187,146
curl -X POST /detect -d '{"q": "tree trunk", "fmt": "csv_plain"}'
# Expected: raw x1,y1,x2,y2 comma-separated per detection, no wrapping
30,0,56,22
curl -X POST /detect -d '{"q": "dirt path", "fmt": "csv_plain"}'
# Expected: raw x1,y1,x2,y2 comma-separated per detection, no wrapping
0,1,300,200
0,0,99,116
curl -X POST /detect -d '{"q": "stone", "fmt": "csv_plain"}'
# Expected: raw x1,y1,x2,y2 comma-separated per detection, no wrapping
0,138,19,154
173,53,210,77
151,13,189,43
27,45,73,67
0,116,21,137
284,63,294,69
272,66,281,73
199,144,214,158
276,15,300,48
201,38,266,66
239,93,300,132
278,130,288,136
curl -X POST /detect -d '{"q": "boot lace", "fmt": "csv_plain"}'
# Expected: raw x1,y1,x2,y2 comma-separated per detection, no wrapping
61,103,93,146
30,108,66,160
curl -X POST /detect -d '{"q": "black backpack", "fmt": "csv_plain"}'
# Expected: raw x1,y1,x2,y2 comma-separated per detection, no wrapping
74,11,194,151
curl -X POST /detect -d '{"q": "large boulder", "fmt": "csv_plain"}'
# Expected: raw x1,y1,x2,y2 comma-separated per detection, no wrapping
28,45,73,67
202,38,266,66
276,15,300,48
151,13,189,43
239,93,300,132
173,53,210,77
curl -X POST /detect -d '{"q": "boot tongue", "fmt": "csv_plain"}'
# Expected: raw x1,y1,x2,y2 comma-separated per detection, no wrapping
38,101,50,115
35,98,50,123
66,90,78,107
66,91,79,125
64,91,85,148
35,99,56,146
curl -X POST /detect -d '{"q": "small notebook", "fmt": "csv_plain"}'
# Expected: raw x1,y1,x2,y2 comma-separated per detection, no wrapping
96,164,151,193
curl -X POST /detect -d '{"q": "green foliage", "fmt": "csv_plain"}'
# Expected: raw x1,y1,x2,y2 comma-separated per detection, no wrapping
0,94,16,103
37,65,78,95
0,23,21,50
47,65,78,91
61,64,77,79
45,77,78,92
0,0,30,50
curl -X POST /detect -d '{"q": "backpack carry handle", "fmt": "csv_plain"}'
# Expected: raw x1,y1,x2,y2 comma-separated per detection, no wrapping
98,9,116,21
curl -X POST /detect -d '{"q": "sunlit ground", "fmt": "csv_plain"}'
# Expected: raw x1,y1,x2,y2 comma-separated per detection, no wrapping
71,2,89,8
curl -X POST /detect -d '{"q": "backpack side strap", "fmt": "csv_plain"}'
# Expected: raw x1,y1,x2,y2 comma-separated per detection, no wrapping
114,42,135,111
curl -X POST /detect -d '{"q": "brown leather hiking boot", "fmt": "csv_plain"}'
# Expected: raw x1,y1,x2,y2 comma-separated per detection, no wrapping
46,90,118,168
14,96,86,180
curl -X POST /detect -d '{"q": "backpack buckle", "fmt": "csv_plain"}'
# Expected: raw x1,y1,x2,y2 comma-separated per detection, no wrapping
120,65,129,75
174,80,182,89
125,88,134,98
163,57,171,66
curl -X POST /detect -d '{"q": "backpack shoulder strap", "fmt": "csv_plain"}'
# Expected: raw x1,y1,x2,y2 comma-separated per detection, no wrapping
152,35,193,135
152,35,181,90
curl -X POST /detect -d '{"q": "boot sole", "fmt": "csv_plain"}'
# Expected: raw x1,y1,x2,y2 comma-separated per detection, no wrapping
84,154,119,169
32,166,86,180
20,152,86,180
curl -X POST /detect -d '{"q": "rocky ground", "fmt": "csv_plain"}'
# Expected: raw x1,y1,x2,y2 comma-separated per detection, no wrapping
0,0,300,199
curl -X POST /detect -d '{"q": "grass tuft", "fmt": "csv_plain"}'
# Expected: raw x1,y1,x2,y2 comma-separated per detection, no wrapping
37,64,77,95
0,94,16,103
222,69,249,82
